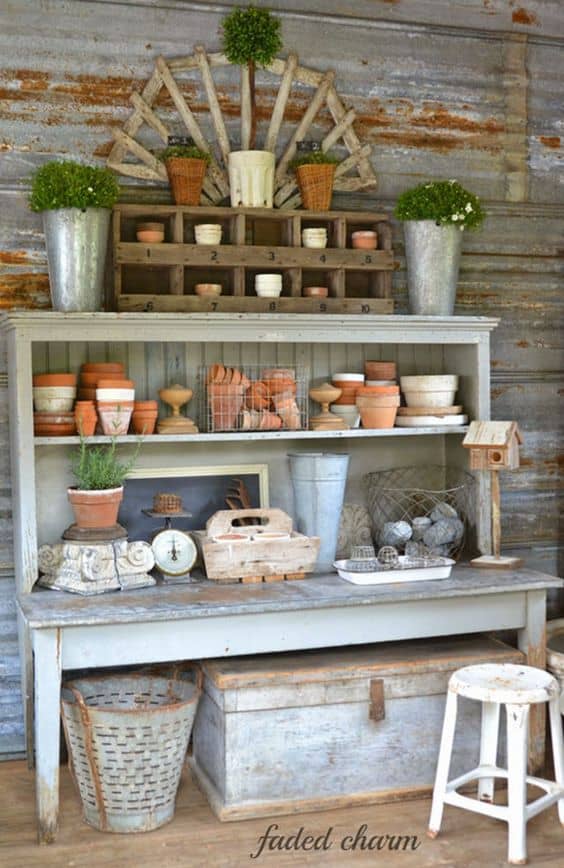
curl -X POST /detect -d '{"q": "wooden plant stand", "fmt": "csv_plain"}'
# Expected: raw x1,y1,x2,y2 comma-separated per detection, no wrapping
112,204,395,314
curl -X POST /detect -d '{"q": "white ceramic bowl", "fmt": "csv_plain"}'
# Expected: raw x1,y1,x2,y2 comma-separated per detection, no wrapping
330,404,360,427
96,388,135,401
256,287,283,298
33,395,75,413
302,237,328,249
33,386,76,398
403,389,457,408
366,379,397,386
400,374,458,391
194,224,222,245
332,372,365,383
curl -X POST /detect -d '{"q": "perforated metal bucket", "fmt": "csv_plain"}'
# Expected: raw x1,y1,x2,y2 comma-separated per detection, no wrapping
61,671,201,833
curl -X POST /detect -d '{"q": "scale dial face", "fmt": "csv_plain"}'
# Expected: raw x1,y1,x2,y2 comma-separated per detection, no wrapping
151,529,197,576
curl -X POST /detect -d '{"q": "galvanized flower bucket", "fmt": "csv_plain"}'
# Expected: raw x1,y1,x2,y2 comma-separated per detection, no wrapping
403,220,463,316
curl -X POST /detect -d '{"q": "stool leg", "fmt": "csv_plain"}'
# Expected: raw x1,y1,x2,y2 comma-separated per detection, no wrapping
428,689,458,838
548,695,564,824
478,700,500,802
506,703,529,865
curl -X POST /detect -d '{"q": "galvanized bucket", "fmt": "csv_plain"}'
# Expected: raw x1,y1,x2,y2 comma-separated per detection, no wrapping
61,670,201,833
288,452,350,572
403,220,463,316
43,207,111,311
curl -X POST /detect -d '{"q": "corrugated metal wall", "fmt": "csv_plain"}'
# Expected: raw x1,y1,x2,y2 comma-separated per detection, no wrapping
0,0,562,756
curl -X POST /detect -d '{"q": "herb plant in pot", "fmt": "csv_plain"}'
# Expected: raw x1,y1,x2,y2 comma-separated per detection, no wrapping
222,6,282,207
29,161,119,312
158,144,211,205
395,179,485,316
68,437,141,531
291,147,339,212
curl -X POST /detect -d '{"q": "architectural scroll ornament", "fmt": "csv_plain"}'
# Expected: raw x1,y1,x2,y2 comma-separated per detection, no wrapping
38,540,156,596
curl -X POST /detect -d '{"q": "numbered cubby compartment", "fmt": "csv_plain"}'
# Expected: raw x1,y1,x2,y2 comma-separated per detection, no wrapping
119,210,176,243
345,270,388,299
184,267,236,297
183,212,239,246
245,213,296,247
244,268,300,298
300,216,344,250
120,264,178,296
301,269,344,298
344,217,385,251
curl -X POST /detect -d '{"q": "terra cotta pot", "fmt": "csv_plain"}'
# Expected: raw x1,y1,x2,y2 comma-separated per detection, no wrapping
68,486,123,529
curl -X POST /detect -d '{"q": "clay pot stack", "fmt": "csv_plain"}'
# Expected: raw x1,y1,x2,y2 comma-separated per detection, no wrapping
78,362,136,436
396,375,467,427
206,365,303,431
357,361,399,428
131,400,158,435
329,372,364,428
33,373,77,436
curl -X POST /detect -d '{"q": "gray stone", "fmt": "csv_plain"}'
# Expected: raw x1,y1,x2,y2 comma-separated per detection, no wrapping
379,521,412,548
412,516,432,541
423,518,462,549
430,502,459,522
404,540,424,559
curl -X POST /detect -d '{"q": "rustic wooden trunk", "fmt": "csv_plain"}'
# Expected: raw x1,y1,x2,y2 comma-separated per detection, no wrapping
190,635,524,821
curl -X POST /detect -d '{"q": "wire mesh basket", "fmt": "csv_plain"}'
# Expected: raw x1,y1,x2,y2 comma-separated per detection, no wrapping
200,364,309,432
365,465,475,560
61,670,201,833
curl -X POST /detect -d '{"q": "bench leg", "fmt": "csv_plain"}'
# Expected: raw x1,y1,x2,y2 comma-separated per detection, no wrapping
428,689,458,838
34,629,61,844
478,700,500,802
548,695,564,824
506,703,529,865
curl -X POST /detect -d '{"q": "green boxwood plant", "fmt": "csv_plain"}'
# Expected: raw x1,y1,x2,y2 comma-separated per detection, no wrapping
158,145,211,163
221,5,283,149
290,151,339,170
29,160,119,212
395,180,485,230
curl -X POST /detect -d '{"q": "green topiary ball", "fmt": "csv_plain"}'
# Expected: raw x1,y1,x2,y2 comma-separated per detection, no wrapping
221,6,283,67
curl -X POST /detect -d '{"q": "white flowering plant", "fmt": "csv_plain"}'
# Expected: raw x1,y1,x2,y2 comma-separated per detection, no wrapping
395,180,485,230
29,161,119,212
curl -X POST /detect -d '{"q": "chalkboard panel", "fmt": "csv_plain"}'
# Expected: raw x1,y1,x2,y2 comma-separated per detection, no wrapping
120,465,268,542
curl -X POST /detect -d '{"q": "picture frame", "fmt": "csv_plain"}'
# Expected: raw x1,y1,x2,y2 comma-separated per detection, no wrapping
120,464,269,542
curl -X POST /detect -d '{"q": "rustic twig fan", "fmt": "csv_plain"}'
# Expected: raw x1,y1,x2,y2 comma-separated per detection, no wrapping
106,50,377,209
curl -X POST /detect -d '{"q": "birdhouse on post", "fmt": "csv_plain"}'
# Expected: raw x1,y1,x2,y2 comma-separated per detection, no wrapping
463,421,523,569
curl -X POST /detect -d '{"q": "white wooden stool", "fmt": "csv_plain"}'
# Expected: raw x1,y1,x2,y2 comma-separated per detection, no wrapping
428,663,564,864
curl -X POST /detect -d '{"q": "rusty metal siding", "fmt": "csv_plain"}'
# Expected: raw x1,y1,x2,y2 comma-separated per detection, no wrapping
0,0,562,757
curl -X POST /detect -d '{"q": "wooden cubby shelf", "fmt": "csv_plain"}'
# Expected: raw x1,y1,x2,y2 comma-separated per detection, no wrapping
112,204,396,314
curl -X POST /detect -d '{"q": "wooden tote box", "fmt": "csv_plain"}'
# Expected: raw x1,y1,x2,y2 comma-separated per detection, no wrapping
190,635,524,821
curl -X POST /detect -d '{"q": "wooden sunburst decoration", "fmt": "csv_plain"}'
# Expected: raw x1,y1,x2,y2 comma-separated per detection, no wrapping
107,49,377,209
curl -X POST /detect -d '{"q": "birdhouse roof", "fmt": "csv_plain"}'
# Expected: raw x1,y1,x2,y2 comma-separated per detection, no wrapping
462,421,523,448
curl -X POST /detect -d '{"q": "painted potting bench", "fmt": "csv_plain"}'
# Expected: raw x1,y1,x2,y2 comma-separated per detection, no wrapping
3,311,561,842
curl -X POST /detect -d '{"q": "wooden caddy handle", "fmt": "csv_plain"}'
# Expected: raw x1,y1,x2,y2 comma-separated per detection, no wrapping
206,508,293,537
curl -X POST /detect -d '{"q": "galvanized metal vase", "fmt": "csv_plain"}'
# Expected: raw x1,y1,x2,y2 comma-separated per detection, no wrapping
403,220,463,316
288,452,350,573
43,207,111,311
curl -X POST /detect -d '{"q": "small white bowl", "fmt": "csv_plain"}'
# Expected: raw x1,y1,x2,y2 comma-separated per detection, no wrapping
96,388,135,401
400,374,458,391
256,287,282,298
330,404,360,427
195,224,222,245
302,237,327,249
33,395,75,413
403,389,457,408
33,386,76,398
332,372,365,382
365,379,397,386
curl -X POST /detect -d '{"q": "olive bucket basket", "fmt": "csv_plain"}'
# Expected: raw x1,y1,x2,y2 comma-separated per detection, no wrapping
61,669,202,833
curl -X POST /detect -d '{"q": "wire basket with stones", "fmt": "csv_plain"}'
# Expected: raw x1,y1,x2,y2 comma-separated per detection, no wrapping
365,465,475,560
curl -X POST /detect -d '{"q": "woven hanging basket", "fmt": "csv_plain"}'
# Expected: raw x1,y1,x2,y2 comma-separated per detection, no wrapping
296,164,336,211
165,157,207,205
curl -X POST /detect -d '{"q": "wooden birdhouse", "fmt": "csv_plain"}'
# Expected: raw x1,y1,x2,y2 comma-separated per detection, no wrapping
463,421,522,471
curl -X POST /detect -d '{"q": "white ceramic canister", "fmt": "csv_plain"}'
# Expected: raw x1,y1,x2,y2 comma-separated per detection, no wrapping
228,150,275,208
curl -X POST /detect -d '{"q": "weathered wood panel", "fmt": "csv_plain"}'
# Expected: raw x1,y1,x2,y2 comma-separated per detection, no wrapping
0,0,562,756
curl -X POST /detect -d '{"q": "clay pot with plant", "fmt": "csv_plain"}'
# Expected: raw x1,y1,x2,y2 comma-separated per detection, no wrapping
221,5,282,206
291,151,339,211
68,436,142,530
158,145,211,205
395,179,485,316
29,161,119,312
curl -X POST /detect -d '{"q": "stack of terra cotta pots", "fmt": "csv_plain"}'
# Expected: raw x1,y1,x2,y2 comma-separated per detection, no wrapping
33,373,77,436
78,362,158,436
357,360,399,428
329,373,363,428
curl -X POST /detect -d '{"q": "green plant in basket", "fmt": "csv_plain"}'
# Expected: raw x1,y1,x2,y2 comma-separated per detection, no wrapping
395,180,485,230
290,151,339,170
71,436,142,491
29,161,119,212
221,5,283,149
157,145,211,164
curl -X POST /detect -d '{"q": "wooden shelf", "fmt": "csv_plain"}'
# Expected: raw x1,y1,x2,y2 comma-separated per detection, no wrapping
112,204,396,314
34,427,469,446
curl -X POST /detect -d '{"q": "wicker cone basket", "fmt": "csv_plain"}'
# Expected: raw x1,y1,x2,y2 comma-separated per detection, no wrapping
61,670,202,833
165,157,207,205
296,164,336,211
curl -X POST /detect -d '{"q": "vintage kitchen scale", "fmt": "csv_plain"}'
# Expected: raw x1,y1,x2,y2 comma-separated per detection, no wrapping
142,493,198,583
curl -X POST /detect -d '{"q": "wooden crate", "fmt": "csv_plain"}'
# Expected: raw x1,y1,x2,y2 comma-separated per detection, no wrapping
111,204,396,314
194,508,320,583
190,635,524,820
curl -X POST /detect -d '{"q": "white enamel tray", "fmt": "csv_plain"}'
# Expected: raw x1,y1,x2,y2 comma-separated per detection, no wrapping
395,414,468,427
334,556,455,585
